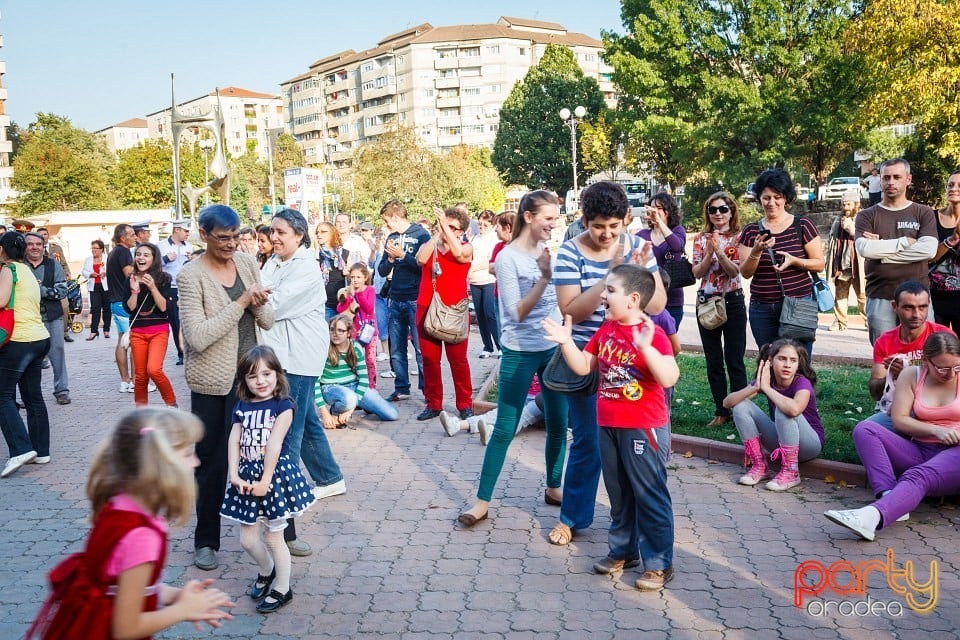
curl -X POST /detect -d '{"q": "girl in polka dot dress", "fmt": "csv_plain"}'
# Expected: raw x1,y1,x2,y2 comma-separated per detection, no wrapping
220,345,315,614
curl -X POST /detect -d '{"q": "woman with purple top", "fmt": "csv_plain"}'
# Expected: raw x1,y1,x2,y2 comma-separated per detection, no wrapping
637,192,686,329
825,331,960,541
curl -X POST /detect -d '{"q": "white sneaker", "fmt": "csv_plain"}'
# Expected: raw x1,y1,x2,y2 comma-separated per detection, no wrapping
824,509,877,542
312,479,347,500
33,456,51,464
148,383,157,392
477,419,493,446
2,451,37,478
880,490,910,522
119,382,132,393
410,368,418,376
376,353,389,362
439,411,459,437
380,371,396,379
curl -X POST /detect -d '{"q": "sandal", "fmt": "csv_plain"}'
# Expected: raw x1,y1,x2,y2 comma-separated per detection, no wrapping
548,522,573,546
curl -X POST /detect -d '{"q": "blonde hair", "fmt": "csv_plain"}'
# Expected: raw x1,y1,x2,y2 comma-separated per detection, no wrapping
86,409,202,526
327,314,360,374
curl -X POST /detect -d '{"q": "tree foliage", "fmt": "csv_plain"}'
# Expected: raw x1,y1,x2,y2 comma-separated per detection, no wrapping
272,132,304,193
606,0,863,189
12,113,116,215
492,44,606,194
350,126,504,219
578,110,627,181
230,152,269,224
110,140,208,209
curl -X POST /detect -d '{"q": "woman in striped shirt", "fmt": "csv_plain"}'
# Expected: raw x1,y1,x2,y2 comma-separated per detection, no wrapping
738,169,824,355
314,314,398,427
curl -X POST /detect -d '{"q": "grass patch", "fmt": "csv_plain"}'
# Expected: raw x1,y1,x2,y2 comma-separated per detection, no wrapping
672,353,868,465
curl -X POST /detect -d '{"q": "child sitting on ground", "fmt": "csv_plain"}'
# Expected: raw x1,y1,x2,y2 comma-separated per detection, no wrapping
440,375,545,445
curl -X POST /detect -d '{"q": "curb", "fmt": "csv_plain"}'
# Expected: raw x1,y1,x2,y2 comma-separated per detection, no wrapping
680,342,872,368
473,370,868,488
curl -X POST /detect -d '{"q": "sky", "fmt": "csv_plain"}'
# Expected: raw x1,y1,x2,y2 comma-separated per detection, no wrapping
0,1,624,132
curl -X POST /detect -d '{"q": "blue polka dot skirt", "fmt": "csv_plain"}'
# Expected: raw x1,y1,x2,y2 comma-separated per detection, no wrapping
220,453,316,531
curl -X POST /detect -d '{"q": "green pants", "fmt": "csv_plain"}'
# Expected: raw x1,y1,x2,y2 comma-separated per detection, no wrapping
477,346,569,501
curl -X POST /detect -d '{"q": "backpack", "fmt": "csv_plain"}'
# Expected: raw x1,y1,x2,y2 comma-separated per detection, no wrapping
26,504,167,640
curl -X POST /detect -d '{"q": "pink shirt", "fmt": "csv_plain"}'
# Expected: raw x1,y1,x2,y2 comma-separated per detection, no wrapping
104,493,167,578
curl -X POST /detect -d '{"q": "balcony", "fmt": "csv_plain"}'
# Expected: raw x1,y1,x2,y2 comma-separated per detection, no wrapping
292,119,322,136
363,122,386,137
324,77,352,94
436,116,463,128
437,133,463,147
436,96,460,109
435,77,460,90
0,140,12,154
364,101,398,118
331,149,353,162
361,84,397,101
434,58,458,71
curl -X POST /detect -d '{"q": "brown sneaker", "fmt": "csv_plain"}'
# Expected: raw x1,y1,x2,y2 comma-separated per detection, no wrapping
593,555,640,575
635,567,674,591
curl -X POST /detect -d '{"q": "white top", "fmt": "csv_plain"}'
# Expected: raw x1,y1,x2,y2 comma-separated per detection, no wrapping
260,246,329,377
342,233,372,267
81,256,109,291
160,237,193,287
468,230,497,286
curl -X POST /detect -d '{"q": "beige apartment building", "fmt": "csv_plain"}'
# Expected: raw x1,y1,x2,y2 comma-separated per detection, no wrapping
0,22,14,210
280,16,615,171
95,117,149,154
145,86,285,161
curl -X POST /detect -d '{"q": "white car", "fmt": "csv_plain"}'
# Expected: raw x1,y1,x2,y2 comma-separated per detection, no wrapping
818,177,868,201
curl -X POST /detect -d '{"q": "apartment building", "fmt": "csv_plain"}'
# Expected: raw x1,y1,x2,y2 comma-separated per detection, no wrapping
145,86,285,161
280,16,615,170
95,118,149,154
0,21,14,209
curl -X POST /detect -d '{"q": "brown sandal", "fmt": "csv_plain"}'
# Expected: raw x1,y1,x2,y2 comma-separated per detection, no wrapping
548,522,573,545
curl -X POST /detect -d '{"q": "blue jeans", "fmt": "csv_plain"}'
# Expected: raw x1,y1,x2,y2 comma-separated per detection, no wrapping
748,299,813,357
387,299,422,394
286,373,343,487
319,382,399,421
599,426,674,569
0,339,51,457
375,295,389,336
560,394,602,530
470,283,500,353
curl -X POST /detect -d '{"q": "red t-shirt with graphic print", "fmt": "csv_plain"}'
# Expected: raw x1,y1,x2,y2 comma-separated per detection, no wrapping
585,320,672,429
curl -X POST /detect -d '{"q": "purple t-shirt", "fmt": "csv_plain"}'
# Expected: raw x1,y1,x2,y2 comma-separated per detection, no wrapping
637,226,687,308
650,309,677,336
764,375,824,445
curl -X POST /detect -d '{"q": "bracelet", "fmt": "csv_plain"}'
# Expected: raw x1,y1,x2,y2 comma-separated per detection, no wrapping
944,238,957,249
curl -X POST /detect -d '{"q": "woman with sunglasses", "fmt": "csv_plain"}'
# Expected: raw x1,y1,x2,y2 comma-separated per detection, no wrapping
412,206,474,422
738,169,824,355
692,192,748,427
825,331,960,541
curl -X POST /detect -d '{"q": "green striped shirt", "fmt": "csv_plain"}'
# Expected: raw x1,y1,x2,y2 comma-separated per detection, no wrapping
314,344,369,408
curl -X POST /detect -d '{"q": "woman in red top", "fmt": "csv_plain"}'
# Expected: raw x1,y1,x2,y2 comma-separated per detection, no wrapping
415,206,474,422
82,239,112,340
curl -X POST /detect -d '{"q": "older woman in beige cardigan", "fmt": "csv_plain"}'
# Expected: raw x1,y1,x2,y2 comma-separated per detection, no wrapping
179,205,274,571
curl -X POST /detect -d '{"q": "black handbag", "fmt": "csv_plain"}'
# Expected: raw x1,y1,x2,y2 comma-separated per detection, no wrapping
661,251,696,289
541,346,599,396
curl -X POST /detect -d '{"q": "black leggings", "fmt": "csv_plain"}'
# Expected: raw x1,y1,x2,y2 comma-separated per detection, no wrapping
89,284,112,334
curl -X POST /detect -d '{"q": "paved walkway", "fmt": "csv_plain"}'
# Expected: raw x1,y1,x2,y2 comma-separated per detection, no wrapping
2,324,958,639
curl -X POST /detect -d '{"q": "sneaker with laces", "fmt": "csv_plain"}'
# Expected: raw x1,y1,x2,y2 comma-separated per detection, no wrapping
2,450,37,478
417,408,442,421
148,382,157,392
824,509,877,541
312,479,347,500
439,411,459,437
635,567,674,591
478,351,493,359
387,391,410,401
477,419,493,446
376,352,389,361
33,456,51,464
593,555,640,575
380,370,396,378
119,381,132,393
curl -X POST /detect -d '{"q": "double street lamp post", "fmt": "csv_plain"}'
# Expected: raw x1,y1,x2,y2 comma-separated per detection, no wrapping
559,105,587,198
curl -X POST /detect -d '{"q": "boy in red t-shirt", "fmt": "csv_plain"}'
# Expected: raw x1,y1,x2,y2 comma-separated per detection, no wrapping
543,263,679,591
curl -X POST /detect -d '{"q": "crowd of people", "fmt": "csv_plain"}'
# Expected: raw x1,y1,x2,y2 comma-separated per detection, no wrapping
4,157,960,635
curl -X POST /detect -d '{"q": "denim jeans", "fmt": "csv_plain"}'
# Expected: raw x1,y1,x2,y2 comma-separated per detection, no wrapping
319,382,399,421
287,373,343,487
560,393,603,531
0,339,51,457
748,299,813,357
470,283,500,353
388,299,422,394
42,319,69,395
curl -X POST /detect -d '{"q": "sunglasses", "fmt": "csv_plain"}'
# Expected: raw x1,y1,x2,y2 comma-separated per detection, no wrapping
707,205,731,215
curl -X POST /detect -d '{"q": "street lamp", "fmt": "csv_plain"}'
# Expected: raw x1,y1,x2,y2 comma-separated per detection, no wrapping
559,105,587,197
198,138,214,207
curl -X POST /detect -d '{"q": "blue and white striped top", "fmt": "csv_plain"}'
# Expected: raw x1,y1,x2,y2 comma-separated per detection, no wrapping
553,233,658,346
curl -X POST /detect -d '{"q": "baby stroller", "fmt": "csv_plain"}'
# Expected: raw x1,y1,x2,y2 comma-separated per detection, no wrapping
65,277,87,334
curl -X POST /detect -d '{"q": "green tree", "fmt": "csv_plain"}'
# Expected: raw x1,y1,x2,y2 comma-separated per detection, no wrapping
436,146,505,213
230,152,268,224
606,0,862,188
492,44,606,194
272,132,304,195
578,110,628,181
111,139,209,209
12,113,117,215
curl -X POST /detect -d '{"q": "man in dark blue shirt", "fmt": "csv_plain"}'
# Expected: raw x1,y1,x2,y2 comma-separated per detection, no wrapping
377,199,430,401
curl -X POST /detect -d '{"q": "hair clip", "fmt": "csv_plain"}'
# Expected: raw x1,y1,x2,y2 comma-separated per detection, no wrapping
140,426,155,435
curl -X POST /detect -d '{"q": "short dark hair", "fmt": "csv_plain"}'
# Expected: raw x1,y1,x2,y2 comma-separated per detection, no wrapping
235,345,291,402
238,226,255,237
379,199,408,221
609,263,655,308
443,206,470,232
581,181,629,222
90,239,105,251
113,224,132,245
647,192,682,228
893,280,930,305
198,204,241,233
0,231,26,261
880,158,911,175
272,208,311,248
754,169,797,204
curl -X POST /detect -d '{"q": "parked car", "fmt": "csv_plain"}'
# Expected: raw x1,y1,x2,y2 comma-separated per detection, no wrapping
818,177,868,201
744,182,757,202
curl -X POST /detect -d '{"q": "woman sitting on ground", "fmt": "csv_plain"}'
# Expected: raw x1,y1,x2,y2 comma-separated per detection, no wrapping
825,331,960,541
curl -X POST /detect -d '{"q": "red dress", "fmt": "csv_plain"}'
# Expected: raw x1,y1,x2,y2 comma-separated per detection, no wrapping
416,242,474,412
28,504,167,640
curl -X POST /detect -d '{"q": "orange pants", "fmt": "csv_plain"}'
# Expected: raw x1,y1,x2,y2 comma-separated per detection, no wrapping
130,328,177,407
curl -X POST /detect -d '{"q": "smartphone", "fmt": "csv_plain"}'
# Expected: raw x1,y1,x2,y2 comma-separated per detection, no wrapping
759,229,772,241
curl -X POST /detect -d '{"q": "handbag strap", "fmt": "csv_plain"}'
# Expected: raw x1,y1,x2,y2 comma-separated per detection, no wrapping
431,240,439,291
128,291,151,327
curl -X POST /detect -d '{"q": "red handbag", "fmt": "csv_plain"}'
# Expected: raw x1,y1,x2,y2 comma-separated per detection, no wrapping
0,263,16,348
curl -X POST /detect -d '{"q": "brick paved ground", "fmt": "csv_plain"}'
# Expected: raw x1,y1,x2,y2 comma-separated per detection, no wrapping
1,324,958,639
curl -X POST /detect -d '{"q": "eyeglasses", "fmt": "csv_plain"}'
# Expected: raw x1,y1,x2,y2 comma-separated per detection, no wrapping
210,233,241,245
707,205,731,215
448,227,463,233
930,363,960,375
331,327,351,334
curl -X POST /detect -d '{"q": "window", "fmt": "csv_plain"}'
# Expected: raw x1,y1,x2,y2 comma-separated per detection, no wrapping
463,87,481,96
438,69,456,78
440,107,460,117
421,88,434,97
438,48,456,59
440,126,461,136
362,61,374,71
438,87,458,98
462,105,482,117
519,47,526,56
585,53,597,62
485,45,500,55
396,54,405,64
420,107,436,118
460,47,480,58
462,124,483,135
489,84,502,94
488,124,499,133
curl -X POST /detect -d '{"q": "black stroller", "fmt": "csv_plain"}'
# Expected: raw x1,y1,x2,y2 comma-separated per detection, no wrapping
64,276,87,334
